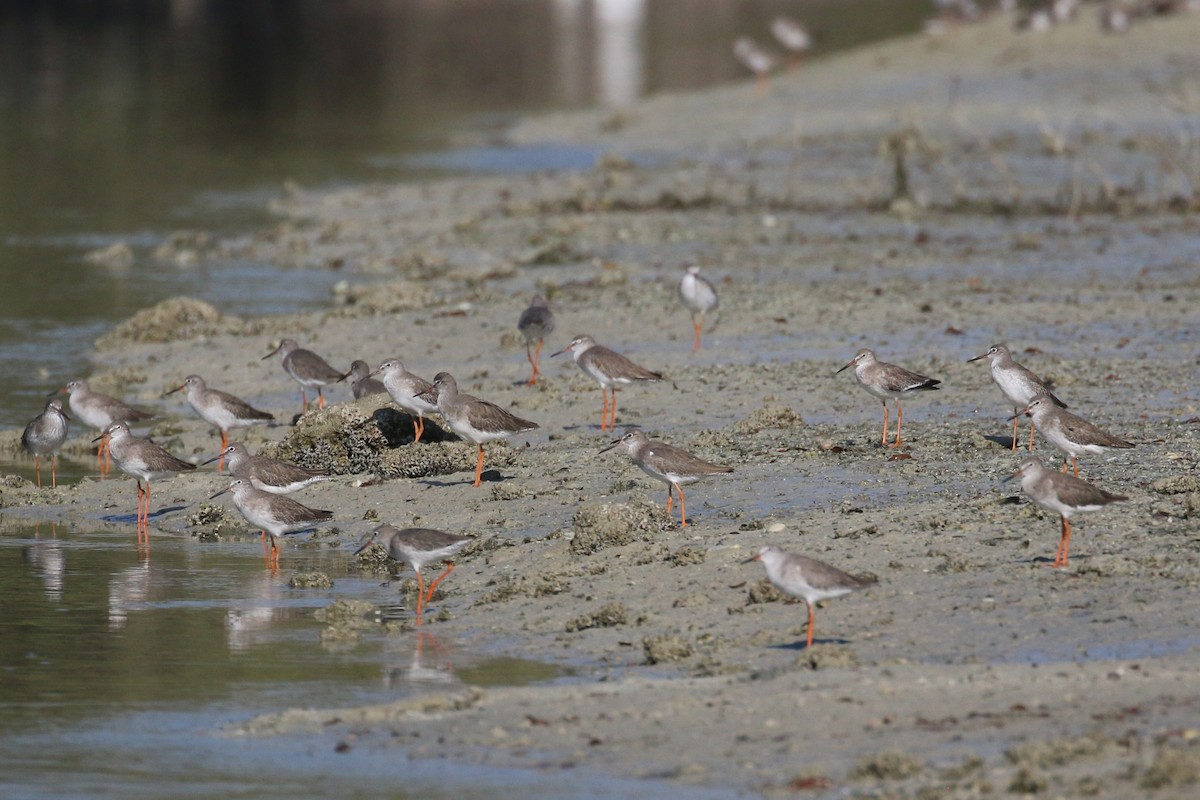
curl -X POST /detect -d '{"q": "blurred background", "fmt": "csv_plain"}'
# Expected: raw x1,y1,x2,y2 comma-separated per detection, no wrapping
0,0,929,427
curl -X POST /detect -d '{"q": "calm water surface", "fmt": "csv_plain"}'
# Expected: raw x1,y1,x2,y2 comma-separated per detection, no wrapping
0,2,928,796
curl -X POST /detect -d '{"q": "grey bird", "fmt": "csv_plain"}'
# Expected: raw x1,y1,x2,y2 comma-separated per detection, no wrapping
200,442,328,494
425,372,539,487
518,295,555,385
744,545,877,649
354,524,473,625
95,420,196,540
600,429,732,527
261,338,344,413
837,348,940,448
55,378,152,475
372,359,439,443
1014,394,1134,476
22,398,70,488
163,374,273,467
210,477,333,569
967,344,1066,451
552,334,663,432
1008,456,1127,568
340,360,388,400
678,265,718,351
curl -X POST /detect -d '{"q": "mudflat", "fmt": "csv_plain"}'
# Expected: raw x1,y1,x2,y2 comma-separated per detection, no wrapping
5,12,1200,798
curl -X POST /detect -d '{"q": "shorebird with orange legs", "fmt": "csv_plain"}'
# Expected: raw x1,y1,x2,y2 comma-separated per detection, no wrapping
552,334,662,432
518,295,555,385
1008,456,1127,569
355,524,472,626
1014,394,1134,476
837,348,940,448
600,430,731,527
96,421,196,544
425,372,538,487
210,478,333,570
22,398,69,488
56,379,152,476
744,545,877,649
164,374,273,470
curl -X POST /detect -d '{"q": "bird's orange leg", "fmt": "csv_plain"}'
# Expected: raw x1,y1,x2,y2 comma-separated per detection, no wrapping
676,483,689,527
1010,414,1020,452
50,455,58,489
1027,421,1037,452
412,415,424,444
611,389,620,431
806,602,816,649
665,485,674,517
472,444,486,487
890,403,905,448
599,389,610,431
880,403,890,446
423,564,456,609
527,340,543,385
317,389,326,409
1052,516,1073,568
692,318,703,351
1072,458,1079,478
414,570,427,626
33,456,42,488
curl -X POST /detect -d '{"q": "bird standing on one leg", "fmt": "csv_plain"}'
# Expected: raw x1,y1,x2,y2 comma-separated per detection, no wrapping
678,265,718,352
518,295,555,385
1007,456,1127,568
744,545,876,649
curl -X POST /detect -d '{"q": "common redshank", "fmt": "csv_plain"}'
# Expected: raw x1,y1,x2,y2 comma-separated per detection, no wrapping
96,420,196,541
968,344,1066,451
201,442,328,494
744,544,877,649
836,348,941,447
210,477,334,569
1014,394,1134,476
426,372,539,487
372,359,439,443
552,334,662,432
355,524,472,626
600,429,732,527
56,378,152,475
732,36,775,91
21,398,69,488
769,16,812,65
164,374,273,469
517,295,555,385
1008,456,1127,569
341,360,388,400
261,338,344,413
678,265,718,351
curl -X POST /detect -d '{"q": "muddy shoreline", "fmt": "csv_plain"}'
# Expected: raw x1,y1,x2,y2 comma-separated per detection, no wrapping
4,13,1200,798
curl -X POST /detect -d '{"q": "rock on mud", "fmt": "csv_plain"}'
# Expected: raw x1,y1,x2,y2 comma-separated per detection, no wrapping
95,297,244,350
569,500,673,555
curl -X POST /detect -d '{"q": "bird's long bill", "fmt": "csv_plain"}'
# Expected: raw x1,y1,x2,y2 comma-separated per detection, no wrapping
199,452,225,467
90,431,109,444
740,554,762,564
834,359,855,374
208,485,233,500
261,343,283,360
335,370,351,384
352,534,377,556
163,384,185,397
966,353,987,363
598,438,624,454
549,345,570,358
49,386,68,398
1008,406,1033,421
